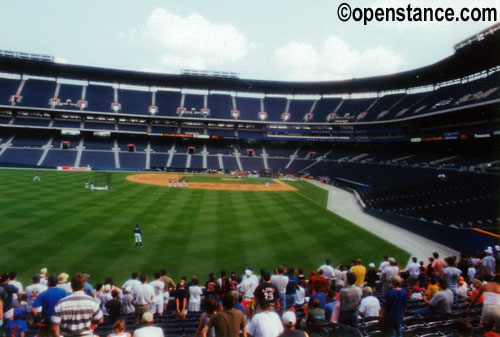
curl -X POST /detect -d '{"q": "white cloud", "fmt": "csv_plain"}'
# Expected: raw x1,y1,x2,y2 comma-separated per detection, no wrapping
134,8,250,72
54,56,68,64
273,36,404,81
273,42,320,81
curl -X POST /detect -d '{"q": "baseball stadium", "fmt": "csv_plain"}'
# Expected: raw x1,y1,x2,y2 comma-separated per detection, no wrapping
0,10,498,337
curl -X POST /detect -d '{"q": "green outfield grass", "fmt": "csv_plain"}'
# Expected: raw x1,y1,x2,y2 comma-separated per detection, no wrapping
0,169,409,286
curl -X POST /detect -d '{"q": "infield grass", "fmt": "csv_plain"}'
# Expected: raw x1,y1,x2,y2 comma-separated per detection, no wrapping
0,169,410,286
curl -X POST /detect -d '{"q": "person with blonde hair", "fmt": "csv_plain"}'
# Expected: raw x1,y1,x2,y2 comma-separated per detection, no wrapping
107,319,131,337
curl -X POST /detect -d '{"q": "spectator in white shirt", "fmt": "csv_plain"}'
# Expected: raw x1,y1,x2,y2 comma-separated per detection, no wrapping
358,287,381,318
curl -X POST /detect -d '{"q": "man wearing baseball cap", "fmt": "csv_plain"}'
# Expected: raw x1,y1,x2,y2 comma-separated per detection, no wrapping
281,311,309,337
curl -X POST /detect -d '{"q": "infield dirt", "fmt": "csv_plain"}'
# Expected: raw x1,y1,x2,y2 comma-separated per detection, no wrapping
126,173,297,192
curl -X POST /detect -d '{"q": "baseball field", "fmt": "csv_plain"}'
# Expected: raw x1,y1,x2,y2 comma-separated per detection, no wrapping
0,169,410,286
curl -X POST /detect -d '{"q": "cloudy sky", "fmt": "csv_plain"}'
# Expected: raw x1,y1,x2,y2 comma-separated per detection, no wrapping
0,0,497,81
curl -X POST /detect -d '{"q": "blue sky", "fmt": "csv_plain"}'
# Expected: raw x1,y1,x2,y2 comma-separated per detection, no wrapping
0,0,497,81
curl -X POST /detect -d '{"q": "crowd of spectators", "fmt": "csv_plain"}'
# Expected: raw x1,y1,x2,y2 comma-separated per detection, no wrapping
0,246,498,337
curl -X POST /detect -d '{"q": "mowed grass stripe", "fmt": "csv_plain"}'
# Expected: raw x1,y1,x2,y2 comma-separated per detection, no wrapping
0,169,410,285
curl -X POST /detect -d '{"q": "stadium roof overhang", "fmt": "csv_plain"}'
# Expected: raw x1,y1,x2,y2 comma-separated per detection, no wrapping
0,28,498,95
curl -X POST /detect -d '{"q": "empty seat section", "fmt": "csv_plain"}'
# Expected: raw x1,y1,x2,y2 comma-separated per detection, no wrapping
119,152,146,169
156,91,181,116
20,79,56,108
190,155,204,169
288,99,314,122
206,155,220,170
118,124,148,132
312,98,342,122
361,93,405,122
170,154,187,169
86,85,114,112
0,148,42,165
150,153,168,167
335,97,375,120
183,94,205,112
85,121,115,130
13,118,50,127
43,149,77,167
118,89,151,115
222,156,239,171
208,93,233,119
0,77,21,104
80,151,115,169
263,97,286,121
240,156,264,172
53,119,81,129
235,96,260,120
58,84,83,110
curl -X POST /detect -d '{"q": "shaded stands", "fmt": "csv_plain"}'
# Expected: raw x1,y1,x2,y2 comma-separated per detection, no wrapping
263,96,287,121
237,130,262,139
52,119,81,129
336,97,374,121
13,117,50,127
86,84,114,112
206,144,234,155
207,93,233,119
82,137,114,150
235,96,261,120
265,145,297,158
0,77,20,104
118,89,151,115
84,121,115,130
360,172,499,231
0,115,12,124
10,134,48,147
117,139,147,151
156,91,181,117
209,128,235,137
359,93,405,122
267,158,289,172
52,135,80,149
183,93,205,111
1,72,496,122
150,125,179,134
312,97,342,122
288,99,315,122
150,138,175,152
57,84,83,110
19,79,56,108
381,91,429,121
118,124,148,132
285,159,313,174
